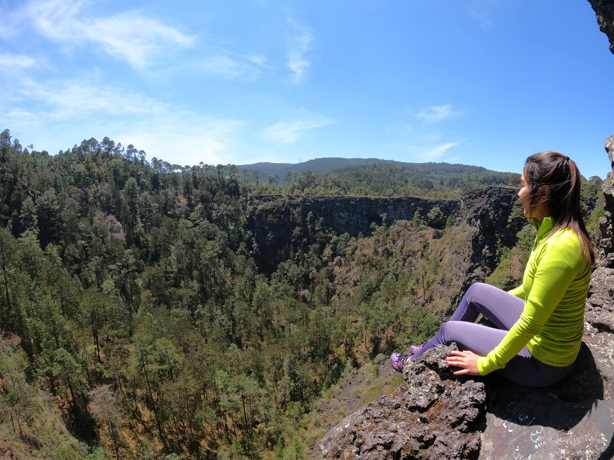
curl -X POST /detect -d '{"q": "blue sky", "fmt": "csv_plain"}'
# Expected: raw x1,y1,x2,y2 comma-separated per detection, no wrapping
1,0,613,178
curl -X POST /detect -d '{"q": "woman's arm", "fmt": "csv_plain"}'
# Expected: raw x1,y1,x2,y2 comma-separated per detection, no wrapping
507,285,526,300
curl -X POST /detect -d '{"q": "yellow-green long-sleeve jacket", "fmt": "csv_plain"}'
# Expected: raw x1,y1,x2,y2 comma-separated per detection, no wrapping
477,216,592,376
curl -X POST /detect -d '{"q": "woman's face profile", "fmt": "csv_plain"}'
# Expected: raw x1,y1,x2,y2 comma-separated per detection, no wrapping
519,172,532,217
519,171,548,220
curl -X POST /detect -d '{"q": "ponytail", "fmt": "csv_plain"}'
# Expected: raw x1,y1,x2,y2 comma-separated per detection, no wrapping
524,151,595,264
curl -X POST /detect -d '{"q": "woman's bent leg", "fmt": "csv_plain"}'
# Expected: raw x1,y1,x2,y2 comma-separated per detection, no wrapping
409,321,572,387
450,283,525,330
412,321,510,359
412,283,524,360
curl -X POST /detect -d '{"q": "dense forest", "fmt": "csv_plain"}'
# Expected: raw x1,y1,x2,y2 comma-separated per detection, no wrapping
238,160,603,200
238,163,520,199
0,129,605,459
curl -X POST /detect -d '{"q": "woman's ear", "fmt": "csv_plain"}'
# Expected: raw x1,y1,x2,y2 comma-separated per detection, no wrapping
539,185,551,202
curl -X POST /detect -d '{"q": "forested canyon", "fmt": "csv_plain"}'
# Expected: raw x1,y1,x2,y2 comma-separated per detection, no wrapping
0,128,607,459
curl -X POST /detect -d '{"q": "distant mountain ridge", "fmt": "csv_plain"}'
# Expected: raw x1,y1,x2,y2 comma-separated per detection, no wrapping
236,157,512,180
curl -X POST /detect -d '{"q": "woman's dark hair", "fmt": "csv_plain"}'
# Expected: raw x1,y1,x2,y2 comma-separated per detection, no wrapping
524,151,595,264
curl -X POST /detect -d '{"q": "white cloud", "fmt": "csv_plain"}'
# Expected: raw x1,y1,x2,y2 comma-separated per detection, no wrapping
1,76,242,165
469,9,492,29
422,142,458,160
262,117,333,144
195,54,262,80
17,77,165,118
387,122,414,137
116,116,241,166
415,104,465,124
0,51,35,68
25,0,195,67
0,1,24,38
248,55,267,66
286,17,314,84
468,0,498,30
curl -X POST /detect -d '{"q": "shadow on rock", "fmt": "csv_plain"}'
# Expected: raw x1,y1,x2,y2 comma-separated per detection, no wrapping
480,342,614,460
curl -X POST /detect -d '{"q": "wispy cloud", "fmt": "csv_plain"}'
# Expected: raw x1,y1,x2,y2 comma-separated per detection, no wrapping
194,54,264,81
24,0,195,67
1,76,242,165
0,51,35,68
16,77,164,118
422,142,458,160
469,9,492,29
415,104,465,124
262,117,333,144
468,0,498,30
286,16,314,84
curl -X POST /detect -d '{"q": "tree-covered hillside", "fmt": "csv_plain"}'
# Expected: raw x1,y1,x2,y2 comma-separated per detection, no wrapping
238,158,522,197
237,157,515,182
0,129,605,459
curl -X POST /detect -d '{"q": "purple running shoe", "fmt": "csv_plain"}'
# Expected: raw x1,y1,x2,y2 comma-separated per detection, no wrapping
410,344,424,355
390,353,410,372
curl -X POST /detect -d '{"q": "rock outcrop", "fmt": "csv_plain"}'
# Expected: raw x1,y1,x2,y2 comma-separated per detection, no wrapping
320,340,614,460
455,187,524,274
597,133,614,265
319,344,487,460
588,0,614,54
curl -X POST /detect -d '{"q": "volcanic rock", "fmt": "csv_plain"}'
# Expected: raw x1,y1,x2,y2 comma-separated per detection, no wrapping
319,344,486,460
588,0,614,54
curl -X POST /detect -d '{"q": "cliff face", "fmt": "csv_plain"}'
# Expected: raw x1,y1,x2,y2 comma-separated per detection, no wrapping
248,195,458,267
588,0,614,54
248,187,522,273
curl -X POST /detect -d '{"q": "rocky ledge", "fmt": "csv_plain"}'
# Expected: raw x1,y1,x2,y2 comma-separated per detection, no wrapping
320,339,614,460
319,344,486,460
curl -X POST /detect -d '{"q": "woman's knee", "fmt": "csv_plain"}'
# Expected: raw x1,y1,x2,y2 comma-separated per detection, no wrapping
438,321,461,343
465,283,487,299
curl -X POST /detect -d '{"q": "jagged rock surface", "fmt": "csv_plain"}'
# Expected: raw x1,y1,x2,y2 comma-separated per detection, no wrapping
598,133,614,265
319,344,486,460
588,0,614,54
320,340,614,460
455,187,524,270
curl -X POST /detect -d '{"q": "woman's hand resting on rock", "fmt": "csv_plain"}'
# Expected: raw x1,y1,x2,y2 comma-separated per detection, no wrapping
446,350,480,376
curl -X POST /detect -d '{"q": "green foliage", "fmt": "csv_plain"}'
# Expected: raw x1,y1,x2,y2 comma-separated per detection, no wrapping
427,206,445,227
0,131,537,460
243,162,517,199
586,196,606,246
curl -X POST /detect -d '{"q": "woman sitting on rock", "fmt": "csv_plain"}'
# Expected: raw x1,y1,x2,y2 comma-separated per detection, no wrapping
391,151,595,387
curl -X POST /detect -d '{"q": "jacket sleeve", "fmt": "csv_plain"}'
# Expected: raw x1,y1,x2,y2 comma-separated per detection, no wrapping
477,234,581,376
507,285,526,300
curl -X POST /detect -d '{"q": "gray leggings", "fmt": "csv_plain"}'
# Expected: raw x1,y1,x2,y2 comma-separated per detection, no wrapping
411,283,573,387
